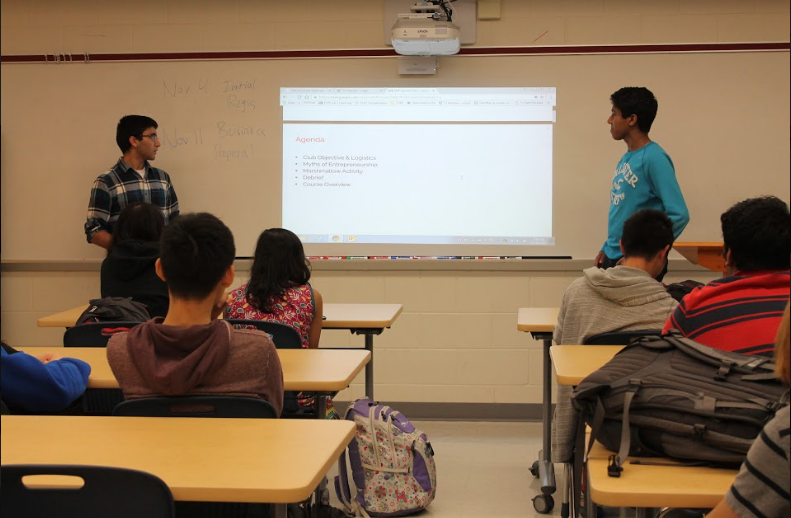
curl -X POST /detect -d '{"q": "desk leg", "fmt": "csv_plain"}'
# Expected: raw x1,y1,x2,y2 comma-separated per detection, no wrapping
536,334,556,496
274,503,287,518
315,394,328,420
351,328,382,401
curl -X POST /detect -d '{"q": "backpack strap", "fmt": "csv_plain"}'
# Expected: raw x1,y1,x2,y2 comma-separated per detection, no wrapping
612,382,640,477
334,449,353,514
334,452,372,518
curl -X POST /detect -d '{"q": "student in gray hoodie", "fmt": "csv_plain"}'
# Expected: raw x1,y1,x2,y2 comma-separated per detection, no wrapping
552,209,678,462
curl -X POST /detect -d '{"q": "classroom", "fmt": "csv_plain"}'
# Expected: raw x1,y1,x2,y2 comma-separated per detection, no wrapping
1,1,789,517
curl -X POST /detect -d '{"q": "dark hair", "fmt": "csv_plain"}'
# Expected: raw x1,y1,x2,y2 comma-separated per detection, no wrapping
159,213,235,300
245,228,311,313
610,87,658,134
111,202,164,249
621,209,674,260
721,196,790,272
116,115,158,153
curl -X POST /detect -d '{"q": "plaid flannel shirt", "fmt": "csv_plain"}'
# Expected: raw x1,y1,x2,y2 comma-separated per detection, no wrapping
85,158,179,242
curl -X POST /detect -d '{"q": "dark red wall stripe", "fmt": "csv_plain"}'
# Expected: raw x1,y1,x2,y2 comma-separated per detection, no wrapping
1,42,787,63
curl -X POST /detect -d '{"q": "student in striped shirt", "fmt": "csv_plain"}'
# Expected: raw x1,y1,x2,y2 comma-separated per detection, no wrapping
664,196,790,356
706,303,790,518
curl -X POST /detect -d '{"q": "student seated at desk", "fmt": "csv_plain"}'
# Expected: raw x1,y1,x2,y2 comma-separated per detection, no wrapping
106,213,284,416
553,209,678,462
700,303,790,518
1,341,90,413
225,228,332,418
664,196,790,357
100,202,169,318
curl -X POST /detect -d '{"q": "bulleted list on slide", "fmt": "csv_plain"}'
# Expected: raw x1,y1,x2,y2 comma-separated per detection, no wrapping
282,123,553,239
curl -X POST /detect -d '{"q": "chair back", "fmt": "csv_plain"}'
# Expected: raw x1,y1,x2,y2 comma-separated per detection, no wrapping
113,395,278,419
583,330,662,345
1,399,10,414
63,321,143,348
1,464,174,518
225,318,303,349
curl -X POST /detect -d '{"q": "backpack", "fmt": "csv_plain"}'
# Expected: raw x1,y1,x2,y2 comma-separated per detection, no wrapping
571,330,788,476
334,399,437,517
76,297,151,325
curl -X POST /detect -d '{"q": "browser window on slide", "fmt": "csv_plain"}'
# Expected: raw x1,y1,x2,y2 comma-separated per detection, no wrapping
281,87,556,247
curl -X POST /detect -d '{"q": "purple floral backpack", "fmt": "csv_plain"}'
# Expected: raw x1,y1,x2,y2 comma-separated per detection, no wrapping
334,399,437,517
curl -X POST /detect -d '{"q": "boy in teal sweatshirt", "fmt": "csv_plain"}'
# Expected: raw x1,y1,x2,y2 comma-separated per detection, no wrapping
595,87,689,281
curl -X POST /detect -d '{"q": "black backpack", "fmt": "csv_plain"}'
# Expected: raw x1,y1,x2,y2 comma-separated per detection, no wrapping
571,330,788,475
76,297,151,325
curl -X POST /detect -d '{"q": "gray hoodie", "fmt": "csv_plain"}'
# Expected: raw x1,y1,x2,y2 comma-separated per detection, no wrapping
553,265,678,346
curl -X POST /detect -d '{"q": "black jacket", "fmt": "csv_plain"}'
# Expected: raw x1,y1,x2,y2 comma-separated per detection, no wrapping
100,240,169,318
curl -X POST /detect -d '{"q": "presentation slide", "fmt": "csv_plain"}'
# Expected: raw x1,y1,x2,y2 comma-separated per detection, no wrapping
281,87,556,247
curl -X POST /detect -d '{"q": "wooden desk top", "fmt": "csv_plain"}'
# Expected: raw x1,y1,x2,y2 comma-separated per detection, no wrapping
37,303,403,329
587,439,737,508
322,303,403,329
516,307,559,334
1,415,355,504
17,347,370,392
549,345,624,386
673,241,725,273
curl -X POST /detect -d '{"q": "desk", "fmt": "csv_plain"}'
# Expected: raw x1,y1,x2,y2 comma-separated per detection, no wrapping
1,415,355,518
549,345,623,386
551,345,738,517
516,307,560,504
37,303,402,400
18,347,369,393
673,241,725,273
322,303,403,400
587,439,736,516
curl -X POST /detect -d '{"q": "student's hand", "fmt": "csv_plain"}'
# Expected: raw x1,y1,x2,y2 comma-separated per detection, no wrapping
594,251,605,267
33,353,63,363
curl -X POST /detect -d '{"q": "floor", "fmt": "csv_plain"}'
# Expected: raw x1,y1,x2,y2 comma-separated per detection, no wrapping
325,420,635,518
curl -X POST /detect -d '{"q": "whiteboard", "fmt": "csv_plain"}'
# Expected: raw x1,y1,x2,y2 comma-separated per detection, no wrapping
1,51,788,260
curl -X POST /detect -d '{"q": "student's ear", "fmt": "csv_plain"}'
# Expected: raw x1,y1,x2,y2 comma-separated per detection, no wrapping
724,249,734,267
660,245,671,260
221,265,235,288
628,114,638,127
155,258,167,282
619,240,625,256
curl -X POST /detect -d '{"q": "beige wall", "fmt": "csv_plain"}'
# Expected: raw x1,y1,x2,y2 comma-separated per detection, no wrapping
0,0,784,405
1,0,789,54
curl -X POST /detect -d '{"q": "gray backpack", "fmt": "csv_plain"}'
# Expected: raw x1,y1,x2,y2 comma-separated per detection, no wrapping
571,331,788,475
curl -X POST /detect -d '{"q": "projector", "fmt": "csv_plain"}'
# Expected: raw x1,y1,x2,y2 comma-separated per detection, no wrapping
391,17,461,56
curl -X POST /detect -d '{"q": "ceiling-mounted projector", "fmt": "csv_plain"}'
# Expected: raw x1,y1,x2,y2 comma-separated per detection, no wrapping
391,1,461,56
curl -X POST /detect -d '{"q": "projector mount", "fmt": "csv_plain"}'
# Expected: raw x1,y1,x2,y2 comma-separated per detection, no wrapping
407,0,455,22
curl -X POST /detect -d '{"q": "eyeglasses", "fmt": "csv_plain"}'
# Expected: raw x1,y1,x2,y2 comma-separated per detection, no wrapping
138,133,159,142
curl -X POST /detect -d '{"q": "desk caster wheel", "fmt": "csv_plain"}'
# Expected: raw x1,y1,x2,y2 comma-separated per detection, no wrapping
532,494,554,514
529,460,540,478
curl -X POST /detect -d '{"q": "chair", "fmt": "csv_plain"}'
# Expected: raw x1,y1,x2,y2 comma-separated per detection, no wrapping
583,329,662,345
1,399,10,414
225,318,302,349
225,319,318,418
112,395,278,419
1,464,174,518
63,321,144,347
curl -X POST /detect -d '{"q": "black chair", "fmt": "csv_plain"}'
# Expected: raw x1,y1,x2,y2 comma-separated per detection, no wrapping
225,319,321,418
112,395,278,419
63,321,144,347
225,318,302,349
1,399,10,414
583,329,662,345
1,464,174,518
